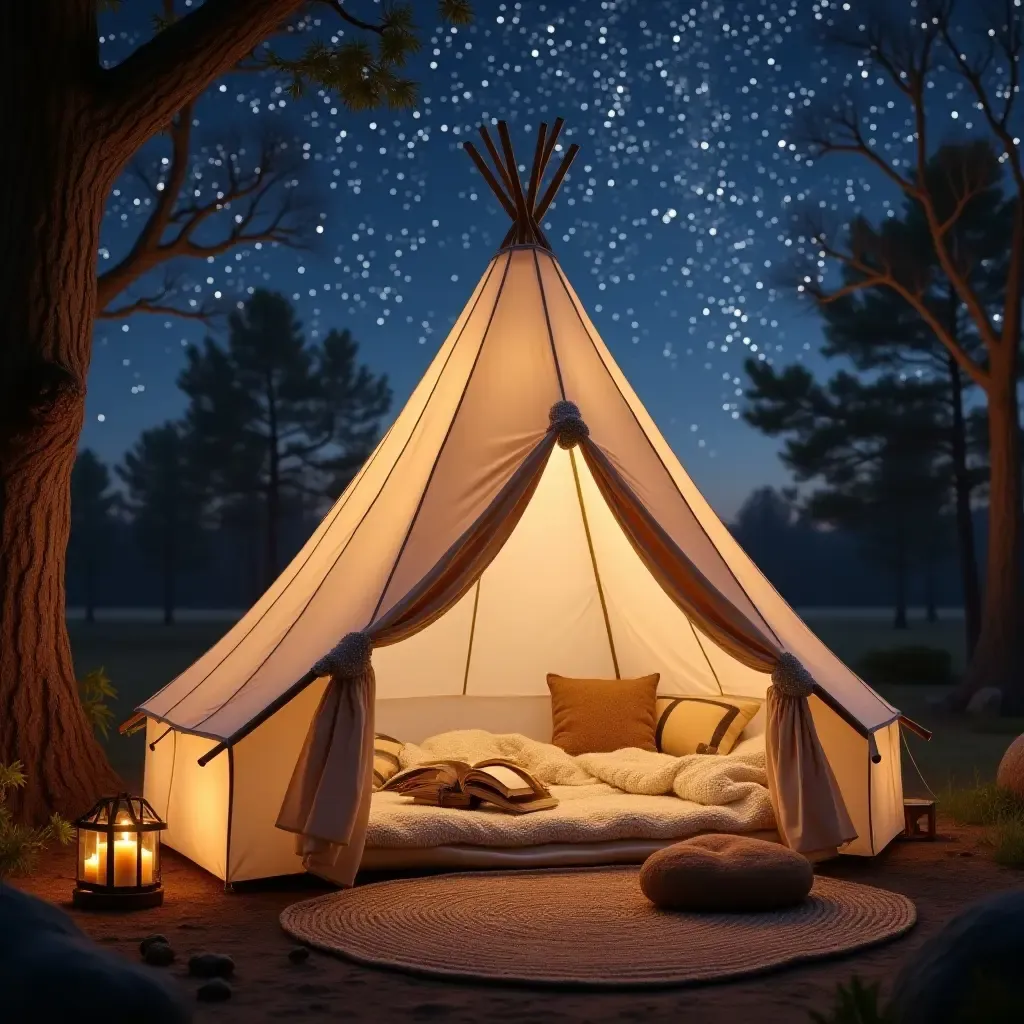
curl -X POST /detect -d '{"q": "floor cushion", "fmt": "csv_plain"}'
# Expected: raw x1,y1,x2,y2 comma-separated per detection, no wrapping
639,834,813,912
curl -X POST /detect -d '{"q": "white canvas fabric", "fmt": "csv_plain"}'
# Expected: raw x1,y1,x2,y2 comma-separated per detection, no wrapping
140,244,905,882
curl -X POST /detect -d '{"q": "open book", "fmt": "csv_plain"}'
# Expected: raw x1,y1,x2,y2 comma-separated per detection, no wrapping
381,758,558,814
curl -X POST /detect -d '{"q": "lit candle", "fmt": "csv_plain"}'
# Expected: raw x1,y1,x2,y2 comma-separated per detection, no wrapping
84,837,153,885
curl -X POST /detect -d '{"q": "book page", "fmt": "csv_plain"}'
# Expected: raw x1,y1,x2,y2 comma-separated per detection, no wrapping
473,764,533,797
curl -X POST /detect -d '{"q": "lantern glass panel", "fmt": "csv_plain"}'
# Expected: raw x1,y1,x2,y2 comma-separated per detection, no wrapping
142,831,161,886
78,829,104,885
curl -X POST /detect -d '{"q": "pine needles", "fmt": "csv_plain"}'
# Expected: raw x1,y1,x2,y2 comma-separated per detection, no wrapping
0,763,73,879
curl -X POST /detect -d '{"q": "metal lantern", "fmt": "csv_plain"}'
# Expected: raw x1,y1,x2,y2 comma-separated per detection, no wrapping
73,794,166,910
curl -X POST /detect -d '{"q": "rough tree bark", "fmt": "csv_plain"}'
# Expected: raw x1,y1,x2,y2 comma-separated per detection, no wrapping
964,355,1024,710
0,2,124,820
1,0,305,822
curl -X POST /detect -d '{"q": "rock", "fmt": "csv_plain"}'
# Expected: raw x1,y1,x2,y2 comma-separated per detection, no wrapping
0,886,188,1022
187,952,235,979
143,941,176,967
996,734,1024,799
639,834,813,912
140,934,170,956
888,890,1024,1024
287,946,310,964
966,686,1003,717
196,978,233,1002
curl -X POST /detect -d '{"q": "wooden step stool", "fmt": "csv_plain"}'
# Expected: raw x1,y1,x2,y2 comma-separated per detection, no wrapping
902,798,936,840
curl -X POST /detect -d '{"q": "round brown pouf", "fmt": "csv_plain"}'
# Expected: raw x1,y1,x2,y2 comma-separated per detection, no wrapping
996,734,1024,799
640,834,813,912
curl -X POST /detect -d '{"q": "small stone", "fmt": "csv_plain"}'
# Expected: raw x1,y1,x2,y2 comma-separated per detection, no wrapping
196,978,232,1002
287,946,310,964
187,952,235,979
139,934,169,956
143,942,175,967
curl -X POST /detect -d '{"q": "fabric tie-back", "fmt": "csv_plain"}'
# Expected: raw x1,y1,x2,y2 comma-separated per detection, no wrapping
577,437,857,856
765,655,857,854
275,434,558,886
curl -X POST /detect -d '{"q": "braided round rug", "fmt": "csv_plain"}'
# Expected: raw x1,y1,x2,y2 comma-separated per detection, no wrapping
280,866,916,988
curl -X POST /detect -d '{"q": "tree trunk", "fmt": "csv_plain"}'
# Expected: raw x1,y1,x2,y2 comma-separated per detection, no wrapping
162,531,176,627
924,561,938,624
958,358,1024,710
947,353,981,657
265,373,280,589
0,2,123,821
892,534,908,630
84,545,96,624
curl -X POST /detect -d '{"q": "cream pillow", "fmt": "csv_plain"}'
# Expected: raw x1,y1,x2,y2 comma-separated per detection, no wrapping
655,696,761,756
547,673,660,755
373,733,404,790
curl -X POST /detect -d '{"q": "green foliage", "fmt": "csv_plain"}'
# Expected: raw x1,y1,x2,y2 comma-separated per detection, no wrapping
991,816,1024,868
743,363,950,592
0,763,73,879
78,667,118,740
809,977,892,1024
264,0,473,109
178,290,391,582
941,778,1024,828
857,647,953,687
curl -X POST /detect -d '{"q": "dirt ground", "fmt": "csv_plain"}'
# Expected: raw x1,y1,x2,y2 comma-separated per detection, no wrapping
12,818,1021,1023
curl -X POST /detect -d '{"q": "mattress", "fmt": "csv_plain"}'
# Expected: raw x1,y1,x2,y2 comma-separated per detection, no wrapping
360,832,783,871
365,780,775,853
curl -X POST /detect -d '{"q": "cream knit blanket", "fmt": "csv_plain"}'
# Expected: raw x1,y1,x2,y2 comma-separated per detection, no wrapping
364,729,774,850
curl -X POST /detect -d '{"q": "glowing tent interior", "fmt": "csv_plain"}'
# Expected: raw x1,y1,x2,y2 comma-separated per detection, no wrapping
128,119,916,885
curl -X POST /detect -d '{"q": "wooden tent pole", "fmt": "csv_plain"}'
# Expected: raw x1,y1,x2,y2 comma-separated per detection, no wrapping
496,121,532,244
463,142,518,221
525,122,548,214
478,126,519,204
539,117,565,178
533,143,579,222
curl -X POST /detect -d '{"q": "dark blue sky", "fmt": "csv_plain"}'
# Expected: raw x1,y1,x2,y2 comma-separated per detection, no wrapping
87,1,971,519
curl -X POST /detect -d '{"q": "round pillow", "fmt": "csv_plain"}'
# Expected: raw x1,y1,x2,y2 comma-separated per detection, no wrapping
996,734,1024,799
639,834,813,912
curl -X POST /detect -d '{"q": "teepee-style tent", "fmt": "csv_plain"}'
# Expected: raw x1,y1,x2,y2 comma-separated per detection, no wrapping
129,120,921,886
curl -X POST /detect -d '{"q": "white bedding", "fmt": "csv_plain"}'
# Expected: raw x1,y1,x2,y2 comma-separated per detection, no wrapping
365,729,774,851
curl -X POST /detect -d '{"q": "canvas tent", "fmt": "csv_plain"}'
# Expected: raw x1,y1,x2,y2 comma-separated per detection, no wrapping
131,120,911,886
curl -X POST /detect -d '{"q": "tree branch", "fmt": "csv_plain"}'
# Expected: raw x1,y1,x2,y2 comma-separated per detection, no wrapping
805,231,989,389
98,0,305,161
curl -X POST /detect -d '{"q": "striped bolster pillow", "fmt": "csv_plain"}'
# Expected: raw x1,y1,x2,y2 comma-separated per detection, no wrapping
373,733,404,789
654,696,761,756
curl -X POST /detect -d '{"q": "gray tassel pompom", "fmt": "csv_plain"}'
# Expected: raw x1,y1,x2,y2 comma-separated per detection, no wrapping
548,400,589,449
770,652,815,698
312,631,373,679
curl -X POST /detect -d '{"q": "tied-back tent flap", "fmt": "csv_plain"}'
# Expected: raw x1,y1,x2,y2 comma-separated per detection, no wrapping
133,121,905,887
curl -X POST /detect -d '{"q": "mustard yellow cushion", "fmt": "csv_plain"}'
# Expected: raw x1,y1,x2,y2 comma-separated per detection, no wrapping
547,673,660,755
655,695,761,756
373,733,404,790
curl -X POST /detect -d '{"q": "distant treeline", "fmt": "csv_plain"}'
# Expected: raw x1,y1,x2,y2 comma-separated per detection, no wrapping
65,484,989,615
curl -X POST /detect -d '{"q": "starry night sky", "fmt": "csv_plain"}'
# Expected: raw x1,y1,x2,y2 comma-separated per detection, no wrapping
86,0,972,520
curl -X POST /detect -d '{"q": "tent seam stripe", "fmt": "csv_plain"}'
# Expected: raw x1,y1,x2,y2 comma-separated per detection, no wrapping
461,579,482,695
184,257,506,732
686,619,724,696
532,247,566,399
569,448,620,679
369,250,514,626
547,259,783,650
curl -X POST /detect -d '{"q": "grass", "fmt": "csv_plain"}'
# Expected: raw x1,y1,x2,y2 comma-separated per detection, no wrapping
939,777,1024,867
66,612,1022,810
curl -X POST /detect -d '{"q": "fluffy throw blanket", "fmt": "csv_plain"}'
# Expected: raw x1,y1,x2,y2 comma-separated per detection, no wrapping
398,729,770,812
